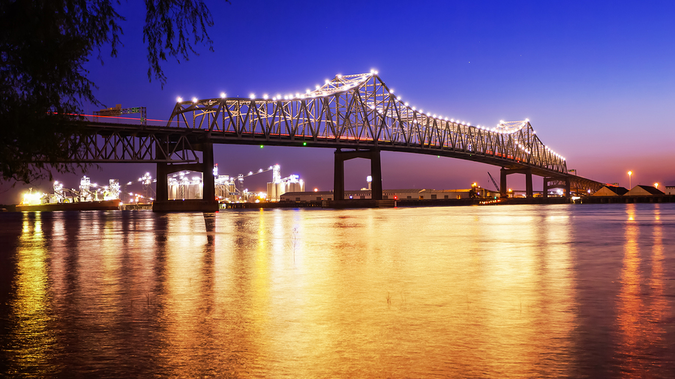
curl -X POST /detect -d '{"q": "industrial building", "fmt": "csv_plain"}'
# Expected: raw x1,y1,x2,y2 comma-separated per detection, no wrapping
592,185,629,196
281,187,498,202
625,185,665,196
267,165,305,201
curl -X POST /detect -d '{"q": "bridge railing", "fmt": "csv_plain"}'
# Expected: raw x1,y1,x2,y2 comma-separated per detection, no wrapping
81,113,169,127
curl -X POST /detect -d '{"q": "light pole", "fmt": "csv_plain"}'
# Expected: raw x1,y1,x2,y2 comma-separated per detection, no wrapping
628,171,632,189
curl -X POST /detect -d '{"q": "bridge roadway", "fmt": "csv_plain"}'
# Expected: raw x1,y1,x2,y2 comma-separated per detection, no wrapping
70,72,603,211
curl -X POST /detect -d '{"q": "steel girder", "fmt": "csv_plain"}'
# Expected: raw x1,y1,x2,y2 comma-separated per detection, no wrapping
63,126,200,163
167,73,569,176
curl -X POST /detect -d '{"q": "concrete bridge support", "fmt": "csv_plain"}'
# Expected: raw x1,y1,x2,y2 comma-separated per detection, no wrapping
153,141,218,212
543,177,571,198
500,168,533,198
334,148,382,201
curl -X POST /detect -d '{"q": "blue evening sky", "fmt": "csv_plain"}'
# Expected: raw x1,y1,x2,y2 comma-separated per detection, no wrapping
3,0,674,203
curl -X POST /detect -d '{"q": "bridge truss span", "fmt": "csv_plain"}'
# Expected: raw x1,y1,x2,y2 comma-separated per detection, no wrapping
67,123,201,164
168,72,568,175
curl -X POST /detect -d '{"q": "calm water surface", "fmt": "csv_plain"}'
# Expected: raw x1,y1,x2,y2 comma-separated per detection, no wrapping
1,203,675,377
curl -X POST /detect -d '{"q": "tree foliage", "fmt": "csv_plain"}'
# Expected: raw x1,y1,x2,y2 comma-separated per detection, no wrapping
0,0,216,184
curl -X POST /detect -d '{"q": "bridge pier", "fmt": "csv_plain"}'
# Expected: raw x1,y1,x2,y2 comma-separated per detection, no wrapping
334,148,382,200
543,177,571,198
153,141,218,212
500,168,534,198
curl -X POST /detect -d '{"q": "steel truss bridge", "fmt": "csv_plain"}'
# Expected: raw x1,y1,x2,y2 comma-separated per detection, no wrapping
71,72,603,209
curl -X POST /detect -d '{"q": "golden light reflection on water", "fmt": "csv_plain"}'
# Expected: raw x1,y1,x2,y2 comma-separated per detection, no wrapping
7,212,56,376
3,205,675,377
616,204,668,375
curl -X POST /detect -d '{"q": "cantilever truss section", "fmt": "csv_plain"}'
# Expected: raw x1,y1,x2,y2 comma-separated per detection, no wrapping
167,73,568,174
63,131,200,163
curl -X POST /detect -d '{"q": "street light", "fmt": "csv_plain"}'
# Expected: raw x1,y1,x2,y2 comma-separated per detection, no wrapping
654,183,659,189
628,171,632,188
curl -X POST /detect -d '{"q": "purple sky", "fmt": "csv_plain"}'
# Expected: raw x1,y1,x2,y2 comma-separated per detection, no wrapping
3,0,675,203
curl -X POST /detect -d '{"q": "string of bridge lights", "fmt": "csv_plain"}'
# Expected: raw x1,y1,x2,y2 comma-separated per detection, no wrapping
176,69,566,161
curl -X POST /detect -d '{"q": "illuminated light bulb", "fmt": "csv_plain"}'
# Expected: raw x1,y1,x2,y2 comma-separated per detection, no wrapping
412,106,416,110
177,97,183,102
405,102,409,106
325,79,329,84
272,97,276,101
283,95,288,100
192,97,198,103
306,89,310,93
374,70,378,74
250,93,255,99
263,94,268,99
451,119,455,122
390,89,395,93
220,92,226,98
337,74,342,78
296,93,300,97
315,85,320,89
500,120,504,124
370,69,375,74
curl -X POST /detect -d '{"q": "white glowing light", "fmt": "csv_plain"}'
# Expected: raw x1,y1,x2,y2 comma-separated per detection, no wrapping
177,97,183,102
220,92,226,98
192,97,197,103
263,94,268,99
250,93,255,99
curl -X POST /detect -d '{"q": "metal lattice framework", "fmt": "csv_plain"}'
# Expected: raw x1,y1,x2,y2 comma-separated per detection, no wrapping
64,126,200,163
167,72,568,175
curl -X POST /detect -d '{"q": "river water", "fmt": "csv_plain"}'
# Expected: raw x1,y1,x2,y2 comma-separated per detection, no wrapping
1,203,674,378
